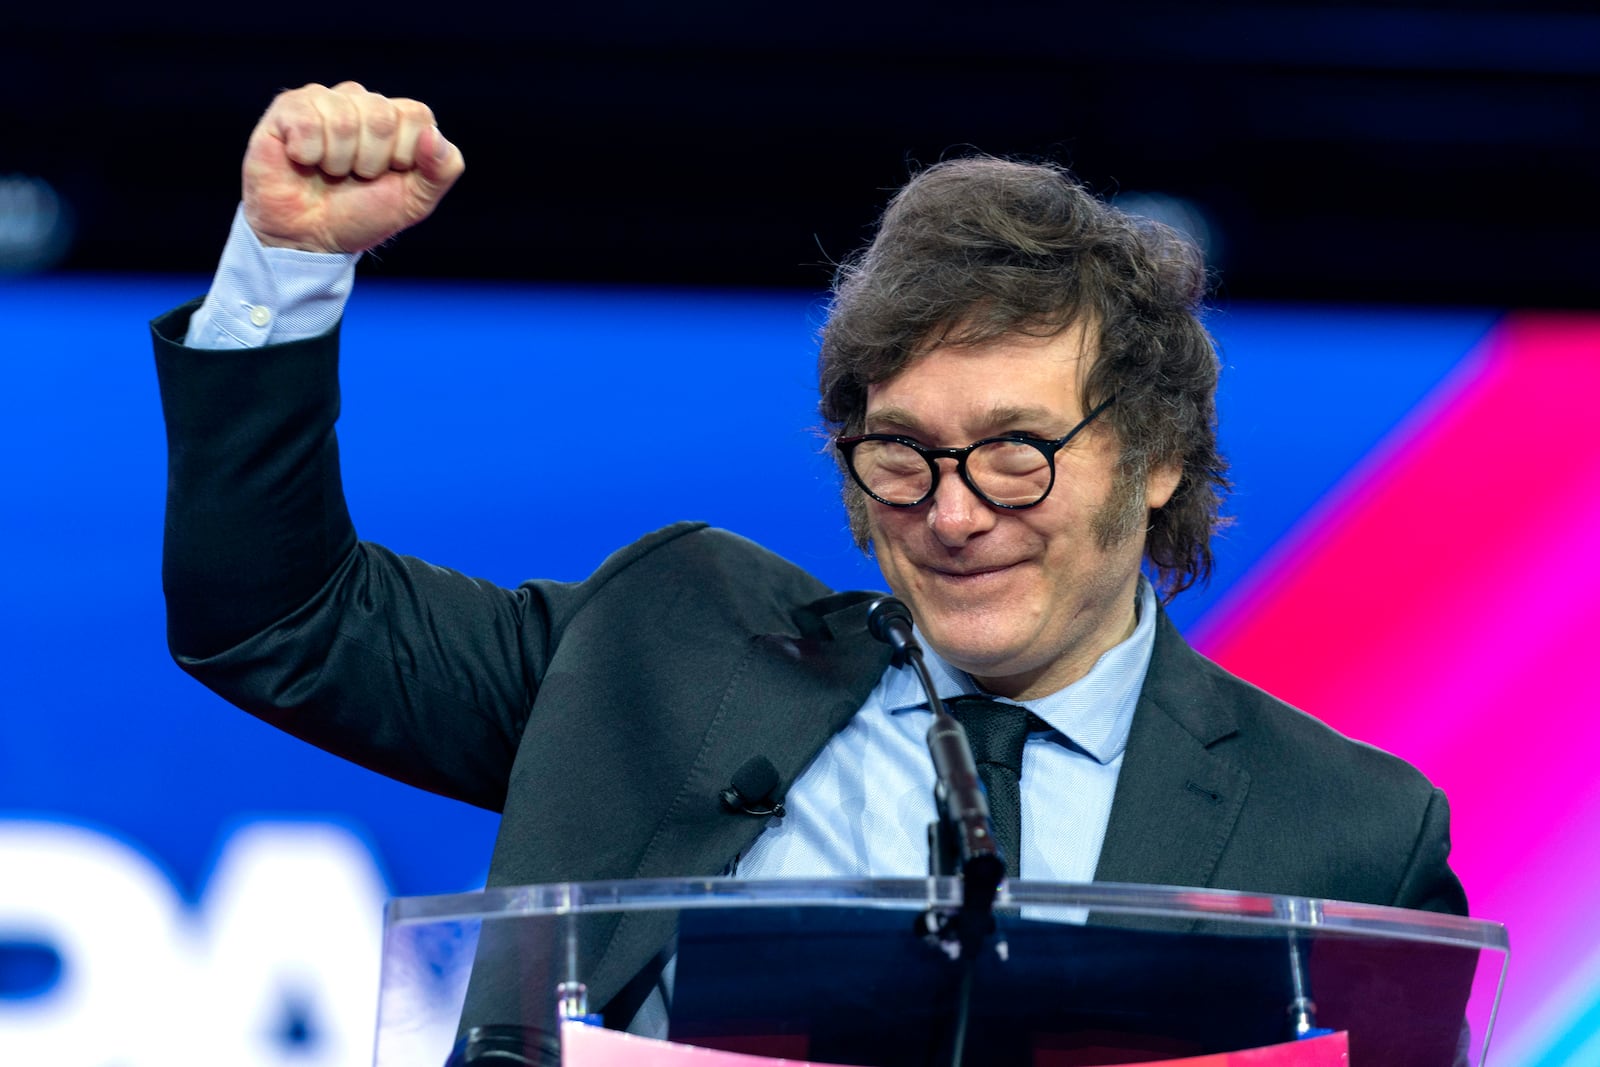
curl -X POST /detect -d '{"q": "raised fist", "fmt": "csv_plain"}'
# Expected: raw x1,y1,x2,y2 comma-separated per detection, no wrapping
242,81,465,254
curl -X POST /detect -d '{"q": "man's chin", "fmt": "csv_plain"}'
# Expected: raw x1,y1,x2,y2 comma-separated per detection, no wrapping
918,627,1031,680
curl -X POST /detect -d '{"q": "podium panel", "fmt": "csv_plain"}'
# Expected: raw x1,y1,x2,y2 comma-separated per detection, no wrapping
375,879,1507,1067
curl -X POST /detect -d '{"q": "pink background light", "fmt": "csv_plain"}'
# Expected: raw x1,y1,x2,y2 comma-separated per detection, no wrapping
1195,314,1600,1061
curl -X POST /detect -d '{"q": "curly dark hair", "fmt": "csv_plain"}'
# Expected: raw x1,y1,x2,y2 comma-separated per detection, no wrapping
818,156,1230,600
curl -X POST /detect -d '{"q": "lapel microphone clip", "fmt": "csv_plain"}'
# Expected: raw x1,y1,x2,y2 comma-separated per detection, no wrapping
720,755,787,818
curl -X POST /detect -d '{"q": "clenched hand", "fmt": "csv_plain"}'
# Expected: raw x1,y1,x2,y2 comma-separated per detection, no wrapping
242,81,465,254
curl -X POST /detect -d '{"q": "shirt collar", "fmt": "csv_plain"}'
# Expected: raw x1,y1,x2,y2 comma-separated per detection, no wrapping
882,576,1158,765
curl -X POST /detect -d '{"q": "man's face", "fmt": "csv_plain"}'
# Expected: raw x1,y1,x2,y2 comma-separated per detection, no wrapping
863,327,1178,700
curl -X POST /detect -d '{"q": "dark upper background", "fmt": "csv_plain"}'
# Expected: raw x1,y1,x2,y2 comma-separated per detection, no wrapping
6,1,1598,307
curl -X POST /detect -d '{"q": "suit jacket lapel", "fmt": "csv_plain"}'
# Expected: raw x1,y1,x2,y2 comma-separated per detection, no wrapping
586,592,893,1009
1093,611,1250,890
742,593,897,804
623,592,892,882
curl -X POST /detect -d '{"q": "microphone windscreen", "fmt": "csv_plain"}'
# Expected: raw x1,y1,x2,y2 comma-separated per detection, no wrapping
730,756,780,802
866,596,913,644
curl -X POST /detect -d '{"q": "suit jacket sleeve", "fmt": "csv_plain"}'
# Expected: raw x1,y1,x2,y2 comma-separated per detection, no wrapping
1394,787,1469,915
151,300,700,812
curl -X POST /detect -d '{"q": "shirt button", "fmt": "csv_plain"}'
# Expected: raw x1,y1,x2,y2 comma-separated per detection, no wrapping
248,304,272,327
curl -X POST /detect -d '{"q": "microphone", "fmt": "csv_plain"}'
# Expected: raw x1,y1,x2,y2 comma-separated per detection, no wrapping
866,596,919,668
865,598,1005,899
720,756,787,818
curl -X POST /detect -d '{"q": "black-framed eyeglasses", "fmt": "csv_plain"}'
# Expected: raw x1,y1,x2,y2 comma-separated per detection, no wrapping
835,395,1116,510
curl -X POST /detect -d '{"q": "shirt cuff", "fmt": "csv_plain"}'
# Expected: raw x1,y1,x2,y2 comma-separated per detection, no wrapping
184,204,361,349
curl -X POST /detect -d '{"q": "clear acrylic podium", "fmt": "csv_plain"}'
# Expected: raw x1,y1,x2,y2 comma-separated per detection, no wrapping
375,878,1508,1067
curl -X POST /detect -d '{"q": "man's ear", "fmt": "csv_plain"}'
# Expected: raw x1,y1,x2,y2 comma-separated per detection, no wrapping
1145,461,1182,510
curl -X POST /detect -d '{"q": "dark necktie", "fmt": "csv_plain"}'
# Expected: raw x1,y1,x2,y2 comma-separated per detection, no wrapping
944,695,1047,878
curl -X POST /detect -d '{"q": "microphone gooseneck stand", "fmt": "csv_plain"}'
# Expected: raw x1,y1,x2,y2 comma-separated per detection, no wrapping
866,597,1009,1067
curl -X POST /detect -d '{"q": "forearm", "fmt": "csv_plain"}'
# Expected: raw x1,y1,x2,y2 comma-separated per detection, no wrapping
154,302,357,658
153,301,550,809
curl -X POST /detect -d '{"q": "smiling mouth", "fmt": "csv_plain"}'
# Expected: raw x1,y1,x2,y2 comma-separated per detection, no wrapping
928,562,1018,580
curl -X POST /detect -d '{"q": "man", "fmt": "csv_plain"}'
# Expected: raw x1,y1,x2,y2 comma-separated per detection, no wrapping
153,82,1466,1026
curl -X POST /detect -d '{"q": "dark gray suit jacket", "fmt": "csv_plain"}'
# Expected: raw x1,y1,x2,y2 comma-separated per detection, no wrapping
152,303,1466,1013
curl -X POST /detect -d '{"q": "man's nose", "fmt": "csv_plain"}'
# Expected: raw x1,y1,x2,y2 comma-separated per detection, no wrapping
926,462,998,545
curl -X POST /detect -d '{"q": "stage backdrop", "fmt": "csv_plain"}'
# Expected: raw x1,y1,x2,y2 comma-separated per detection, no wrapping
2,275,1595,1065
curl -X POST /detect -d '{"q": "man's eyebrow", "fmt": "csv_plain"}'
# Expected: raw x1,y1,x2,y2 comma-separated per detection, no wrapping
980,404,1068,430
862,406,926,434
864,403,1071,436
